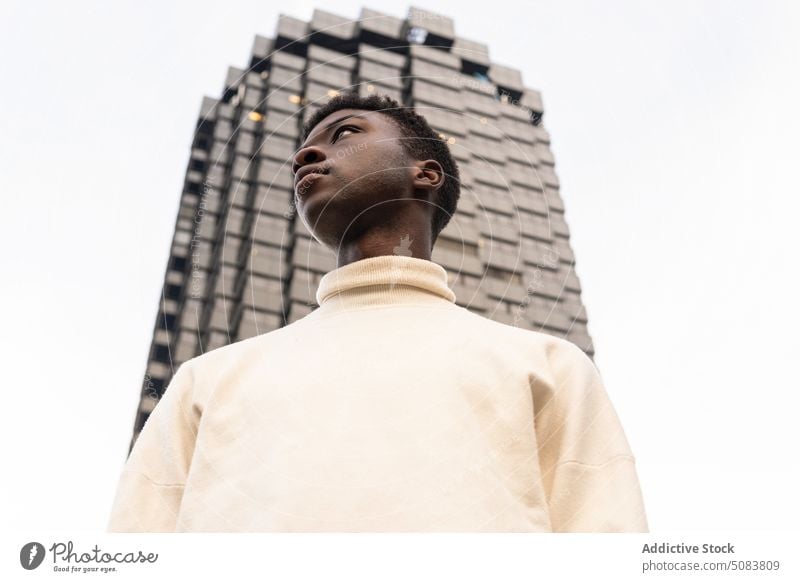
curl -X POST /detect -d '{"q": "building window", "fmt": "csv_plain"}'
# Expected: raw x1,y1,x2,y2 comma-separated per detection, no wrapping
170,256,187,272
165,284,182,300
152,344,170,363
157,313,177,331
407,27,428,45
495,86,522,104
436,238,478,256
486,266,522,285
135,412,151,433
144,377,165,398
461,59,490,78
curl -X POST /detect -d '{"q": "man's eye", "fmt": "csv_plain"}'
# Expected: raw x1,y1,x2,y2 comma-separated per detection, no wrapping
332,125,357,142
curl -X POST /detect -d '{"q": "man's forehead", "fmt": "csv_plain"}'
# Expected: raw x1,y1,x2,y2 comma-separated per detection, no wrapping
305,108,392,142
319,108,382,126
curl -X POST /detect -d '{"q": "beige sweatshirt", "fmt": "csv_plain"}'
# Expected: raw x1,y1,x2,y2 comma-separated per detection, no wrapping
108,254,648,532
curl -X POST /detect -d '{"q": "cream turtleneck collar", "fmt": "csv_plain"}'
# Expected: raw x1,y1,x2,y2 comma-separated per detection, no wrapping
314,254,457,310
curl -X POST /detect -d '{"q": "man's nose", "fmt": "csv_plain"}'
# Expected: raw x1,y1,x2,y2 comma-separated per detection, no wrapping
292,144,326,175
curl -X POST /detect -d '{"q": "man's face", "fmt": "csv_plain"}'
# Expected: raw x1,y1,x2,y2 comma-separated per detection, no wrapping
291,108,416,249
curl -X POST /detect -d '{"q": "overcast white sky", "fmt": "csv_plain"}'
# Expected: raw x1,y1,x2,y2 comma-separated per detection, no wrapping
1,0,798,533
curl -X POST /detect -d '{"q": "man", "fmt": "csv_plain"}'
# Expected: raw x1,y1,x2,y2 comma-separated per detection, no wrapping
107,93,648,532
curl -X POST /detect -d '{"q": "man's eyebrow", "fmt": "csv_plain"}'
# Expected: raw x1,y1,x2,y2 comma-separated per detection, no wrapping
303,113,368,146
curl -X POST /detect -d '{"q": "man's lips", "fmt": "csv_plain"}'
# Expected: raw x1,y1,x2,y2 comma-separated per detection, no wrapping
294,163,329,188
295,171,327,194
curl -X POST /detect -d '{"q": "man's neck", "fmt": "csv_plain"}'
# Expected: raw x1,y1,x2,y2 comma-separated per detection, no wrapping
334,226,433,268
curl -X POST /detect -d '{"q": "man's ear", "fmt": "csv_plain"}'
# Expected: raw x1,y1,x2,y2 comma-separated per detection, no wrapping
411,159,445,196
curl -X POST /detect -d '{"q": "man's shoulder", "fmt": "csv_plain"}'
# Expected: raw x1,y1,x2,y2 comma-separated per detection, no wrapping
181,315,305,371
453,306,587,355
180,307,588,374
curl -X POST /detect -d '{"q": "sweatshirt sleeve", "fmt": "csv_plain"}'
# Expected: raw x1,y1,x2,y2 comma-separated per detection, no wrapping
535,340,649,532
107,361,199,532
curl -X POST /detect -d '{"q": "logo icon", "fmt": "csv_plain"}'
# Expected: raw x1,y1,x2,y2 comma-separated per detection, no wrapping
392,233,414,258
20,542,46,570
388,234,414,291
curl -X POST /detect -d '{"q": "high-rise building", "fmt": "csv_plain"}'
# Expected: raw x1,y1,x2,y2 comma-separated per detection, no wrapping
130,6,593,450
